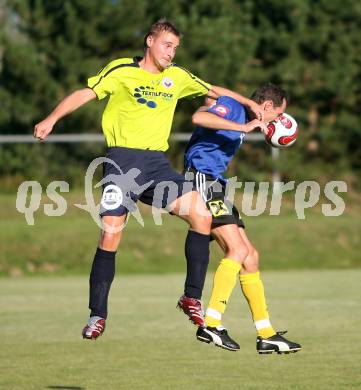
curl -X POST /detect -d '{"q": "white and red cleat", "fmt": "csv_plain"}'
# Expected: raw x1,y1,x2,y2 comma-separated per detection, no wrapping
82,316,106,340
177,295,205,327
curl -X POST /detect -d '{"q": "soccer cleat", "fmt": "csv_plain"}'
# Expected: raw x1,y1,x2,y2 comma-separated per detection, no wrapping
82,316,106,340
196,326,240,351
177,295,205,327
257,331,301,354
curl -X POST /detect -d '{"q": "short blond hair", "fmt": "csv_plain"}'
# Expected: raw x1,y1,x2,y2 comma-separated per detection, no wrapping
143,18,181,49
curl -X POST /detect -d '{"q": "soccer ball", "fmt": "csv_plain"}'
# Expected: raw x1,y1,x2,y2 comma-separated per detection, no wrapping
265,113,298,148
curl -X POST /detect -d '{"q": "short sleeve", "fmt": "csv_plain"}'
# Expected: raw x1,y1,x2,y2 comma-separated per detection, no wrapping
207,97,234,120
87,62,122,100
176,66,211,99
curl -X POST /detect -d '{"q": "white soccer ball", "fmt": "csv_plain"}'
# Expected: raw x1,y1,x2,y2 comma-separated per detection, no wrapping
265,113,298,148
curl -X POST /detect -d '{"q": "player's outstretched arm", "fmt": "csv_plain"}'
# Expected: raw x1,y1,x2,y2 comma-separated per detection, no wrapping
208,85,263,121
34,88,97,140
192,111,267,133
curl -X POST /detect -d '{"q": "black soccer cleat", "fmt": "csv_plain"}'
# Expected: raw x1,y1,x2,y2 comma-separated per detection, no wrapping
196,326,240,351
257,331,302,354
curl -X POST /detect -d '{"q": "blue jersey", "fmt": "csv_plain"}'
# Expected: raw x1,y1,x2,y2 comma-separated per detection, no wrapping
184,96,248,181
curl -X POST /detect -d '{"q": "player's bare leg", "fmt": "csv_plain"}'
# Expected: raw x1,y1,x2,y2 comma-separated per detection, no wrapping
98,215,126,251
170,190,211,234
82,215,126,340
169,191,212,327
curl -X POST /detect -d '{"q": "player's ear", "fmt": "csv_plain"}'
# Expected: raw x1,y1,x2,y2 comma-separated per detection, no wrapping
264,100,274,111
146,34,154,48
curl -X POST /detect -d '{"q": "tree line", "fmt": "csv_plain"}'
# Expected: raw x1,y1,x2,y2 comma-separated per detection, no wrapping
1,0,360,188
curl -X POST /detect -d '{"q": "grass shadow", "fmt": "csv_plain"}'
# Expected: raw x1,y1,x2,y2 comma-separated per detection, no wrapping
46,386,85,390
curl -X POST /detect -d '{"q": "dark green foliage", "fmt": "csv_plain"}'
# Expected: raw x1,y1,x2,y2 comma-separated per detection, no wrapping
0,0,360,185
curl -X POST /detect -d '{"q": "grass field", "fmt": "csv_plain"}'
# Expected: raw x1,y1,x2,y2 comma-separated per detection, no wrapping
1,192,360,275
1,271,360,389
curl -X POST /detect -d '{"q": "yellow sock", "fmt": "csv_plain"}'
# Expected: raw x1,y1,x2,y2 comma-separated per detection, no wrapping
205,258,241,328
240,271,276,338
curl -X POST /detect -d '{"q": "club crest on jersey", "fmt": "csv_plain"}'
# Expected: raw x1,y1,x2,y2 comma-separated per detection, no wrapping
162,77,174,89
214,105,230,117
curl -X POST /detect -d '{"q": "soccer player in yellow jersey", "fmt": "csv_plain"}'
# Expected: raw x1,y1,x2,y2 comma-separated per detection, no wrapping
34,19,264,340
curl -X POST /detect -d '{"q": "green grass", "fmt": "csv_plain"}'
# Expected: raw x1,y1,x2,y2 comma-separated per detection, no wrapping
1,191,360,275
0,271,360,389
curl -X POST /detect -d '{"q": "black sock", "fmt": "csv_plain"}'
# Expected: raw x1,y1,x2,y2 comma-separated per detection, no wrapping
89,247,116,319
184,230,210,299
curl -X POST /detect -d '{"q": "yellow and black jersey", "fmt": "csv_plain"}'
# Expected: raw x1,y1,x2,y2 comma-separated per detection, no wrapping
87,57,211,151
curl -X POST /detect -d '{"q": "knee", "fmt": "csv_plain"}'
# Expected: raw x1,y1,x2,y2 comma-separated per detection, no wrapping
228,243,249,263
243,247,259,272
250,248,259,264
99,215,125,251
99,231,122,251
238,244,249,261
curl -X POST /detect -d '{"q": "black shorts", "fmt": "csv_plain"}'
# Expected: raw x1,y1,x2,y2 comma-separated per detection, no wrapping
185,168,245,229
100,147,193,216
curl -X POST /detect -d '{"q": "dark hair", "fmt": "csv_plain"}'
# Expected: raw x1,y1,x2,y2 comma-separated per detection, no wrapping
143,18,181,49
250,83,288,107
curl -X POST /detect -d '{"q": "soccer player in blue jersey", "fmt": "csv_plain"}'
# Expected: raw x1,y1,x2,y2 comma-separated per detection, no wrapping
184,83,302,354
34,19,264,339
